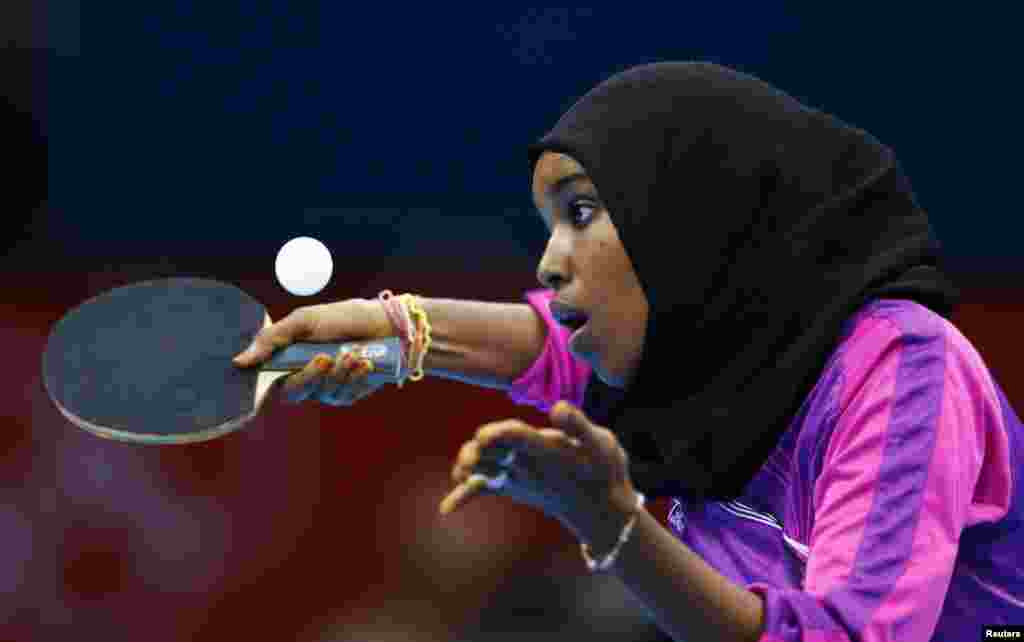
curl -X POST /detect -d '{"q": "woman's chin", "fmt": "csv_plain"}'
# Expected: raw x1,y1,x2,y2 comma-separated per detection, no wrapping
569,326,626,389
595,365,627,389
568,321,595,360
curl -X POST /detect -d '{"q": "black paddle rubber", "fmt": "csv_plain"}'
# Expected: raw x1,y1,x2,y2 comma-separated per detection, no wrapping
42,278,402,444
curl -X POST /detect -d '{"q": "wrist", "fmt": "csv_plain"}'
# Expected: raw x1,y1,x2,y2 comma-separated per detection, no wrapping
576,482,645,573
360,297,399,339
573,481,640,554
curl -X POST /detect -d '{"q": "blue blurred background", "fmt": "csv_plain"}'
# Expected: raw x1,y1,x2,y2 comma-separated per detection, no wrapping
4,3,1024,641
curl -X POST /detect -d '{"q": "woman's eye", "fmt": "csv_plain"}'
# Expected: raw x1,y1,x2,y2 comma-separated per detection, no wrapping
568,201,596,227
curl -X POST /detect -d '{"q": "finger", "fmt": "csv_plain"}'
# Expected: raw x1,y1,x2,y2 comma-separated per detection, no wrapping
535,428,593,471
320,356,378,406
356,357,375,377
475,419,531,447
439,476,492,516
319,352,360,400
536,432,585,466
280,353,333,403
476,421,556,457
234,307,319,366
549,401,602,451
452,440,482,484
536,428,582,450
349,359,376,393
331,367,378,405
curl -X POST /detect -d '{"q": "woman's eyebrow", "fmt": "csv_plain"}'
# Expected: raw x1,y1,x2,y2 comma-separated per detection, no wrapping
546,172,589,197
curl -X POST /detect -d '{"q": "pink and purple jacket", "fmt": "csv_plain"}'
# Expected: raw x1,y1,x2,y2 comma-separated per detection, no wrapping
507,289,1024,641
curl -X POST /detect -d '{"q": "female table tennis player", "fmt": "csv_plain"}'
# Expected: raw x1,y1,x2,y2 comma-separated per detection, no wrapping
233,62,1024,640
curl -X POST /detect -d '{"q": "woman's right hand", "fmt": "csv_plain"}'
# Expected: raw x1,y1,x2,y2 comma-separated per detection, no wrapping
232,298,396,406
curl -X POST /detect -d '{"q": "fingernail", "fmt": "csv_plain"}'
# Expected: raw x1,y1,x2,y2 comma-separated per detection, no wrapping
439,496,453,515
234,341,256,360
556,402,574,422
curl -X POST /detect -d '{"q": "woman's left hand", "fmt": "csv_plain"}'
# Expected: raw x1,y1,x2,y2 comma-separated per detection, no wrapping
440,400,639,548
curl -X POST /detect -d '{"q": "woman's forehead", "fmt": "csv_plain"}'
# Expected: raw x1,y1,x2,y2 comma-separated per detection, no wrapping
532,151,592,203
534,152,586,184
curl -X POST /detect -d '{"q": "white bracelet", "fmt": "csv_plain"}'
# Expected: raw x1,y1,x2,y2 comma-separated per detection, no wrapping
580,491,646,573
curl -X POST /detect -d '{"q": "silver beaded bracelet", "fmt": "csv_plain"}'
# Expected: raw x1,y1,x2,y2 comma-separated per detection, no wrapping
580,491,646,573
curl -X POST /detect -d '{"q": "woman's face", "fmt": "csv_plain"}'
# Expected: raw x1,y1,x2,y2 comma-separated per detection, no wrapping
531,151,648,389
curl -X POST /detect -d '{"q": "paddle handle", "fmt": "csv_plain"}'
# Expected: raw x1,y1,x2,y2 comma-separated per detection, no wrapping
260,336,405,384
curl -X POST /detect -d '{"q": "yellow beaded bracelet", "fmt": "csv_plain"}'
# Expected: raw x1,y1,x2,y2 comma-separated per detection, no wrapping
399,293,432,382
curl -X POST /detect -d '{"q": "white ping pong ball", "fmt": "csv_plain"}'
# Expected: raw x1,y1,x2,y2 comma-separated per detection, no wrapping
275,236,333,296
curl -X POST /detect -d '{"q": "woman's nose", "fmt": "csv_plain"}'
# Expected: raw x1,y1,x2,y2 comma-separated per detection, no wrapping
536,268,567,291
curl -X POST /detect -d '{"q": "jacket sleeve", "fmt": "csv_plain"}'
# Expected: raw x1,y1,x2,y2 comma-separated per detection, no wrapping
749,315,1005,642
505,289,592,414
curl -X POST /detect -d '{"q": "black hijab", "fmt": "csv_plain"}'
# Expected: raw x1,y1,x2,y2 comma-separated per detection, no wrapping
528,62,960,501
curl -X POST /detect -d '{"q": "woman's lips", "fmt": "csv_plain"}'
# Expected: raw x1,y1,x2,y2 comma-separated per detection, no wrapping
549,300,590,331
562,315,588,331
570,318,590,337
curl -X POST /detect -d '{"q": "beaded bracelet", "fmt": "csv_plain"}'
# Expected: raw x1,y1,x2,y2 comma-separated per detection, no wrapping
378,291,415,350
395,295,423,380
378,291,413,380
399,294,432,382
376,291,432,386
580,491,646,573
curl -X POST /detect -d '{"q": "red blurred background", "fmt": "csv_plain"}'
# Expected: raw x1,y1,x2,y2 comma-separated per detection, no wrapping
3,267,1023,641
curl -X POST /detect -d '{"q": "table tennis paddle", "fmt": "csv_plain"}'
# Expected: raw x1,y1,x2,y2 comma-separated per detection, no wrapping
42,277,403,444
